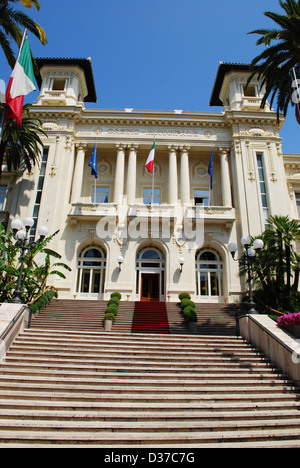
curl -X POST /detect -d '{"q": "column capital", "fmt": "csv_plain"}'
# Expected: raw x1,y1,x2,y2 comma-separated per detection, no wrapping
218,147,230,155
116,143,127,151
179,145,190,153
128,143,139,151
168,145,178,152
75,142,87,151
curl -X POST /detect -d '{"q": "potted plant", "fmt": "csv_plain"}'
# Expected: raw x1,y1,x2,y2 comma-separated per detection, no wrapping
103,293,121,331
104,312,116,331
183,306,198,333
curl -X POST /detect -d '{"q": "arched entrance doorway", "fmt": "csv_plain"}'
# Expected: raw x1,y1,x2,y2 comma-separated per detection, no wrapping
136,247,165,302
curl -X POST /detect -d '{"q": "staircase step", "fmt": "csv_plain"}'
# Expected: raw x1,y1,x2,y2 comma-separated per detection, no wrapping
131,302,170,334
1,306,300,447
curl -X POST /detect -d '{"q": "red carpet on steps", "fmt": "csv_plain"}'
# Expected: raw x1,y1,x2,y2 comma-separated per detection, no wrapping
131,302,170,334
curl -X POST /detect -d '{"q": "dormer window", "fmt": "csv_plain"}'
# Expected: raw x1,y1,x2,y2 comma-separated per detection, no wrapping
51,78,67,91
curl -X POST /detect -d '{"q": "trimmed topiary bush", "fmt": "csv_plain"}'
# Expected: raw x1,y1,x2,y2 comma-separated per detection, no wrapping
105,304,118,315
183,305,198,324
108,297,120,306
181,299,196,310
111,292,121,300
104,313,116,322
30,288,58,314
179,292,191,301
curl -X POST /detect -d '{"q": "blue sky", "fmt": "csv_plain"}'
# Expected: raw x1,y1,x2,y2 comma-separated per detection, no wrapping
1,0,299,153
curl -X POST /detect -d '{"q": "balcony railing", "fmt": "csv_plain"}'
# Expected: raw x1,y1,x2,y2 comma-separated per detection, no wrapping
68,202,235,229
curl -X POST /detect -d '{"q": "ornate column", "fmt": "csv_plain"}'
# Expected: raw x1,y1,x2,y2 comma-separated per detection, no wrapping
180,145,190,205
114,144,126,204
126,144,138,205
220,148,232,207
71,143,87,203
168,145,178,204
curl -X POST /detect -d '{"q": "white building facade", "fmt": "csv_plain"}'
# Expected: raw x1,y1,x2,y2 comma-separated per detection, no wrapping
0,59,297,304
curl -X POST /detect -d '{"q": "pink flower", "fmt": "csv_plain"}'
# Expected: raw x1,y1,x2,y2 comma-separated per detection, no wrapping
277,312,300,328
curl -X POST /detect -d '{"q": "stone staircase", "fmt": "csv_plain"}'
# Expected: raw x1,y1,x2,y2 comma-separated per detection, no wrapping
31,299,242,336
166,302,243,336
0,328,300,447
30,299,135,334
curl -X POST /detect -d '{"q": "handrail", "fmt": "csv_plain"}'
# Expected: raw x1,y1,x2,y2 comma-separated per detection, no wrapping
0,305,28,342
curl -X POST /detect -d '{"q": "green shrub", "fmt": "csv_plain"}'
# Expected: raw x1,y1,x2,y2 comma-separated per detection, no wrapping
181,299,195,310
108,297,120,306
30,289,57,314
104,313,116,322
183,306,198,323
105,304,118,315
179,292,191,301
111,292,121,300
185,310,198,323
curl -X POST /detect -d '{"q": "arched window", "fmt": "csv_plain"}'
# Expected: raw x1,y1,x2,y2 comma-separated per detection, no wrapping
195,250,223,297
76,246,106,296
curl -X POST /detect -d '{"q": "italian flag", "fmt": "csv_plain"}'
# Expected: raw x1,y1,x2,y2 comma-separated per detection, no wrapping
5,36,36,126
145,141,155,173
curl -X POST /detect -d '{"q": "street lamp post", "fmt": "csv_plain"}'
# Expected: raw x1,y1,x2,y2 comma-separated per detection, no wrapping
10,218,49,304
228,236,264,314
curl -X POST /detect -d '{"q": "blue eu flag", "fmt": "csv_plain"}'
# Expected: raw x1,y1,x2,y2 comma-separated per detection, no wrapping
208,149,213,189
88,145,98,179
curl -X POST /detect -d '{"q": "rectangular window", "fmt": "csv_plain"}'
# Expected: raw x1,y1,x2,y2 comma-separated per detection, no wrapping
92,186,109,204
52,79,67,91
194,189,209,206
296,193,300,219
0,186,7,211
29,148,49,242
243,84,256,97
257,154,269,227
143,188,160,205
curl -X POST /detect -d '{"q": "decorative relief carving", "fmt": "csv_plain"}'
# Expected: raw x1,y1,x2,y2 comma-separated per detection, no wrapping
42,120,61,131
98,160,112,177
193,162,208,179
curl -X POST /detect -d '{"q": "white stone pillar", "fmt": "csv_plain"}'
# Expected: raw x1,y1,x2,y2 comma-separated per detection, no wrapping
220,149,232,207
168,145,178,204
126,144,138,205
71,143,86,203
114,144,126,204
180,145,190,205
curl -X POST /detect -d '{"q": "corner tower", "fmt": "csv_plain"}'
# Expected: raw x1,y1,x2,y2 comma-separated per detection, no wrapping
34,57,97,106
210,62,270,112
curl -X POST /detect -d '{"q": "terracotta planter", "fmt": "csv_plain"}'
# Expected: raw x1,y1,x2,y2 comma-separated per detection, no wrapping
104,320,113,331
188,322,198,334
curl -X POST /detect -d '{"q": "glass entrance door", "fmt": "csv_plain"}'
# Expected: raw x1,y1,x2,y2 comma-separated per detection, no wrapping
141,273,160,302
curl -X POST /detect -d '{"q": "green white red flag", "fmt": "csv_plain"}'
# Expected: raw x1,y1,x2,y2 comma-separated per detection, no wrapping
5,34,36,125
145,141,155,173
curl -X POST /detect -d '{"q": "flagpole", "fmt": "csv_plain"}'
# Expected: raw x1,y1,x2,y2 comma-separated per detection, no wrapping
17,29,28,62
94,177,97,204
151,136,155,207
0,110,5,143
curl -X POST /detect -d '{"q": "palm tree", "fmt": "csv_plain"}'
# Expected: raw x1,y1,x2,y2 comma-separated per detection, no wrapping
248,0,300,121
246,215,300,312
0,103,46,180
0,0,47,68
